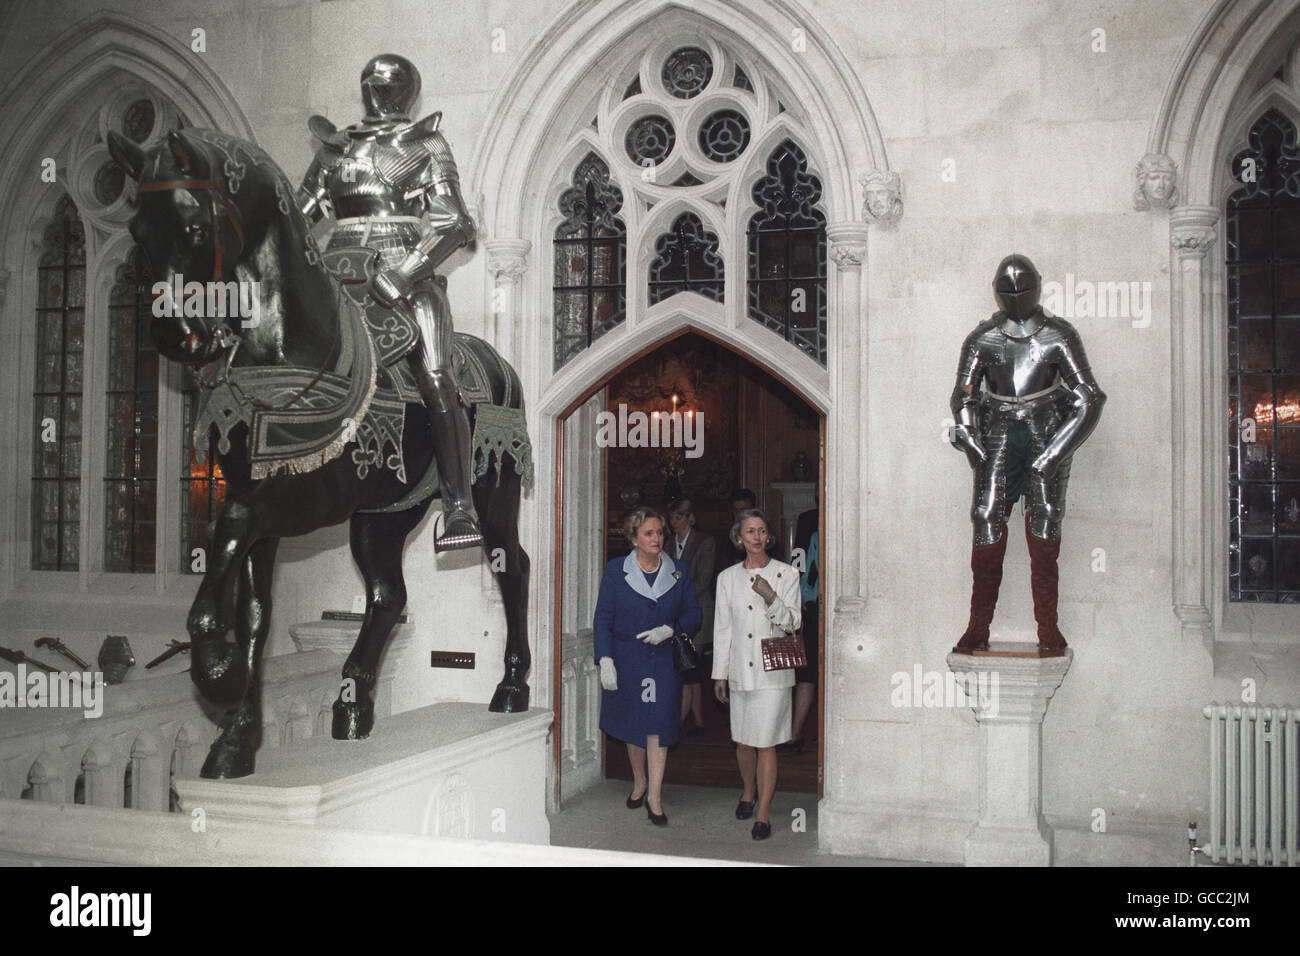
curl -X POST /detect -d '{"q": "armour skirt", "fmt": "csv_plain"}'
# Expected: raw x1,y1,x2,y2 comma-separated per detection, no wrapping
728,686,792,748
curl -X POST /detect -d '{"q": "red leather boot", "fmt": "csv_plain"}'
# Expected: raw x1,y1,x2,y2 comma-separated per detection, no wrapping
1026,513,1068,652
954,521,1010,653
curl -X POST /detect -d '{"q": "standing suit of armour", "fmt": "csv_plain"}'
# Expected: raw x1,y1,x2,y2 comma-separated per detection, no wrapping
948,254,1106,651
298,53,481,552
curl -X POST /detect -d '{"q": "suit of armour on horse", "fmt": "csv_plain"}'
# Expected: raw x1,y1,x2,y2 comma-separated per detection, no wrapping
299,52,482,553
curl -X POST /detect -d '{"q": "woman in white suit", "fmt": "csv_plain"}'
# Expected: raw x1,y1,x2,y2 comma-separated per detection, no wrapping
713,508,801,840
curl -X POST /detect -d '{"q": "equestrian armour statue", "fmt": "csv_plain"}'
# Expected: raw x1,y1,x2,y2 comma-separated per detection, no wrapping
949,254,1106,653
299,53,481,552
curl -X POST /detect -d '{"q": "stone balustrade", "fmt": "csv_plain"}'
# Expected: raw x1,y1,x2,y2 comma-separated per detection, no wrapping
0,648,350,812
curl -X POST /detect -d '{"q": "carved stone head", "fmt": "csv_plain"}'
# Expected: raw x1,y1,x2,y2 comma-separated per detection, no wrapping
860,169,903,225
1134,153,1177,210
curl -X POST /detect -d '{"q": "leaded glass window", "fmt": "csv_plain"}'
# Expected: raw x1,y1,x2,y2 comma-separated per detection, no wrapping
747,140,828,366
625,116,675,166
1227,107,1300,602
104,247,158,572
648,212,724,304
554,153,627,370
181,371,226,574
699,110,750,163
31,194,85,571
662,47,712,99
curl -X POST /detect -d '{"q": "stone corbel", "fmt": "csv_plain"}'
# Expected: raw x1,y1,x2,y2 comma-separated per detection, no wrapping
859,169,903,226
1134,153,1178,211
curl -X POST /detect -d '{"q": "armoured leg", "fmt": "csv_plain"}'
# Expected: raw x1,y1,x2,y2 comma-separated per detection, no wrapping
409,285,482,552
955,501,1014,652
1025,414,1072,650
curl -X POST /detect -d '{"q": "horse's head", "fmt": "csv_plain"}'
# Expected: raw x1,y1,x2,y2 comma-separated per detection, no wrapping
108,128,254,364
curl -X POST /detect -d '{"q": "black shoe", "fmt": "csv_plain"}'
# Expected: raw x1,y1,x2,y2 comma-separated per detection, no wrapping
684,723,705,738
735,799,756,820
751,820,772,841
626,791,645,809
646,802,668,826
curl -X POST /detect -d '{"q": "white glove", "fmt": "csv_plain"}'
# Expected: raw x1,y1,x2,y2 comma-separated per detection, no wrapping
599,657,618,691
637,624,674,646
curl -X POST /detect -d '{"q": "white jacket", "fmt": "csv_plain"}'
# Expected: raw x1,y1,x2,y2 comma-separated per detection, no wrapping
712,559,802,691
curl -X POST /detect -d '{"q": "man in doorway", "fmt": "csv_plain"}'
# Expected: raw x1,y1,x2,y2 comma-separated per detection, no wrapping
716,488,757,578
667,498,716,735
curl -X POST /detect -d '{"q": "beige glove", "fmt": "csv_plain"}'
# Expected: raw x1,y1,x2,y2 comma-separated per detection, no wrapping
599,657,618,691
751,575,777,606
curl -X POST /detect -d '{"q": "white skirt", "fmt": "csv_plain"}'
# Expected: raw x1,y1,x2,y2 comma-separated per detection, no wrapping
729,686,792,748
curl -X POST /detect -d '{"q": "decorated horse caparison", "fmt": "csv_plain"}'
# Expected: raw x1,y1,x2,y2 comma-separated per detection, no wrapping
108,127,532,779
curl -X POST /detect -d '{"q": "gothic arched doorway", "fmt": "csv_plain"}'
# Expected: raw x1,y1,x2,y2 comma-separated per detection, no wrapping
553,329,825,804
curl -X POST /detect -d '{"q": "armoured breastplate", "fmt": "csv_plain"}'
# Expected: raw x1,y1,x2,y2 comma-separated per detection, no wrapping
977,323,1063,396
323,137,430,219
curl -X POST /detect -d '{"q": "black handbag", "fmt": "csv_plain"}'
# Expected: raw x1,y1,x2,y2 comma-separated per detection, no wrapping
671,623,701,675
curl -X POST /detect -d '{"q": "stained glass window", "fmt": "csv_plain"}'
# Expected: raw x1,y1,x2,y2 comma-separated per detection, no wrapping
554,153,627,369
746,140,828,366
104,248,158,572
31,194,85,571
648,212,724,305
180,370,226,574
1227,108,1300,602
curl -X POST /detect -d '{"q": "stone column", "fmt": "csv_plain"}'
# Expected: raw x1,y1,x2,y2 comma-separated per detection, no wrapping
947,648,1073,866
1169,206,1219,639
485,238,531,361
825,223,869,616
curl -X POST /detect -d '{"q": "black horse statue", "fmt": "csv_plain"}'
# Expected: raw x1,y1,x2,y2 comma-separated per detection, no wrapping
107,127,531,779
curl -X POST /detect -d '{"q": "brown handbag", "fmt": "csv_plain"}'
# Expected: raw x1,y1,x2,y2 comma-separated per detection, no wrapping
760,627,806,672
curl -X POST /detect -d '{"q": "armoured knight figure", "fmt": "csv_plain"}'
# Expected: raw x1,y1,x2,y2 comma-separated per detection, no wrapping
949,254,1106,652
299,53,481,552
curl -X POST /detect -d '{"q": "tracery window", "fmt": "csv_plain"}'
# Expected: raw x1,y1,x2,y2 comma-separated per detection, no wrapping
1226,107,1300,603
554,154,627,370
747,141,828,365
31,194,86,571
551,38,828,368
649,213,723,304
24,92,222,579
104,248,158,572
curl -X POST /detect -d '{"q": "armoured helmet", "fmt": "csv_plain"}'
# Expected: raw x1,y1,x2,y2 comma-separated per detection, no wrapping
361,54,421,121
992,254,1042,323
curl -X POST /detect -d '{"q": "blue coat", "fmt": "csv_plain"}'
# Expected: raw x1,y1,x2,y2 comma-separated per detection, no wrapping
593,552,703,747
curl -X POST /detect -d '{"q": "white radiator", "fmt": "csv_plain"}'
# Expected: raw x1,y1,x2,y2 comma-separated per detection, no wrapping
1202,704,1300,866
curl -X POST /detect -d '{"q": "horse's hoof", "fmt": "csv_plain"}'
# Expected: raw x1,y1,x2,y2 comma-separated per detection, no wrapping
199,743,255,779
332,698,375,739
489,682,529,713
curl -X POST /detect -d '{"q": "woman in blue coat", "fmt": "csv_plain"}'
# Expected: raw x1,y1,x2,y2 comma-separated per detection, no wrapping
594,506,702,826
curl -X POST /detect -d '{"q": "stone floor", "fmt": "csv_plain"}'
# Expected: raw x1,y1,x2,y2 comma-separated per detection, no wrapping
548,779,936,866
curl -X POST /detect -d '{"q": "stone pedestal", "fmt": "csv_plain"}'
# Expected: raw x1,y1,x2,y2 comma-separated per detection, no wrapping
947,644,1072,866
176,702,553,844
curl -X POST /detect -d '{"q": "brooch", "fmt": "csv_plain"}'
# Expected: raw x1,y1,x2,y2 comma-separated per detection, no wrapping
673,571,683,580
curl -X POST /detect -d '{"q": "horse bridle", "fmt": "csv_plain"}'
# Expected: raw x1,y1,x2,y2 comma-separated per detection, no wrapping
138,176,246,290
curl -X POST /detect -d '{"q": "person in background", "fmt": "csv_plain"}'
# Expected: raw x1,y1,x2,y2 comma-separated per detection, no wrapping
715,487,757,578
780,506,818,755
666,498,716,736
713,508,801,841
594,507,703,826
